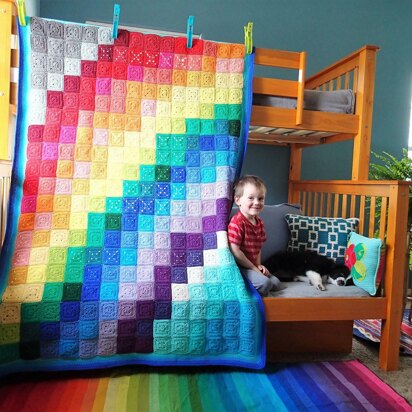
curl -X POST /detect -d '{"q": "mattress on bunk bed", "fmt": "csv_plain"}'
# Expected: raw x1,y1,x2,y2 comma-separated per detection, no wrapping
253,89,355,114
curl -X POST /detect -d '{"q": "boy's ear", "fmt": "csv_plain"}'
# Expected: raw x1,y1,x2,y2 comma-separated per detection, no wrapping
234,196,240,205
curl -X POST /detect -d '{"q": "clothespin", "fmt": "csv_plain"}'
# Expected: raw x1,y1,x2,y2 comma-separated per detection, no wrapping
112,3,120,39
16,0,27,26
244,22,253,54
187,15,194,48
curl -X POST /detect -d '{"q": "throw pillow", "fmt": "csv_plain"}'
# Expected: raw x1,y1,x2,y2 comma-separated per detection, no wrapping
260,203,302,262
285,214,359,265
345,232,385,296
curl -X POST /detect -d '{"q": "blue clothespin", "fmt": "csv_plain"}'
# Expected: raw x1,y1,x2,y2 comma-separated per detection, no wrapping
187,15,194,48
16,0,27,26
112,3,120,39
244,22,253,54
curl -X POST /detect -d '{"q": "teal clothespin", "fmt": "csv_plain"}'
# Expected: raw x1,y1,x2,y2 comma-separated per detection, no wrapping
244,22,253,54
187,15,194,48
16,0,27,26
112,3,120,39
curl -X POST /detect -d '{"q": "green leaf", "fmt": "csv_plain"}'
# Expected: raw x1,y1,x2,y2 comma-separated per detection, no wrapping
354,243,365,260
353,261,366,281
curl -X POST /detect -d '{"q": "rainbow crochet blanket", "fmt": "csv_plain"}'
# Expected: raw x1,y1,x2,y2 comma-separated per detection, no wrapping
0,17,264,375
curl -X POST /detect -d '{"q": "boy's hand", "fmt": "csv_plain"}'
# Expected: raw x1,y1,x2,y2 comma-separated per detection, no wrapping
257,264,270,277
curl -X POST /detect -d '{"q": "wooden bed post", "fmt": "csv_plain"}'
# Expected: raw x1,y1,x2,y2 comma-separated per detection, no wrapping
379,182,409,370
295,52,306,126
0,0,15,246
288,145,302,203
0,0,14,161
351,46,378,180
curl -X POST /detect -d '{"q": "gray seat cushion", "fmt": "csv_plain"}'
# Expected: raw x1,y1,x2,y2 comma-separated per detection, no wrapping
260,203,302,262
231,203,370,297
268,282,369,297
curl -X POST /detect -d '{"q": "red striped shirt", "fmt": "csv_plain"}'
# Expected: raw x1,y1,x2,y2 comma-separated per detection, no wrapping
228,211,266,266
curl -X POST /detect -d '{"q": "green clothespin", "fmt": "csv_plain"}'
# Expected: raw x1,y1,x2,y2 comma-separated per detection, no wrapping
16,0,27,26
244,22,253,54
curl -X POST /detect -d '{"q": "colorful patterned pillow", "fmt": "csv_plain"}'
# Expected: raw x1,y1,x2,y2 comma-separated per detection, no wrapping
285,214,359,265
345,232,385,295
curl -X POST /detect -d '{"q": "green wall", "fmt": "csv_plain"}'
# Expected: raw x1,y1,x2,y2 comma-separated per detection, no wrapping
40,0,412,204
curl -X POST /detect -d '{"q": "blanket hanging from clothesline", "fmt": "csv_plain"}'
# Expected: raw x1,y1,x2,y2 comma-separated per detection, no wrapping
0,17,264,375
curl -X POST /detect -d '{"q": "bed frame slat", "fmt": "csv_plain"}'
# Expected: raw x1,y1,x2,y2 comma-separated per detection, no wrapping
253,77,298,97
359,196,366,234
254,47,303,69
368,196,377,237
251,105,359,134
379,196,388,238
333,194,340,217
341,194,348,218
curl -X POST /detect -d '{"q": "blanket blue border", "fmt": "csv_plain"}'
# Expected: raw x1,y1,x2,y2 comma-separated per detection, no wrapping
236,49,254,180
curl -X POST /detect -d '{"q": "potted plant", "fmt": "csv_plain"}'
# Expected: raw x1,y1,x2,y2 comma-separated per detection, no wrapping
369,148,412,273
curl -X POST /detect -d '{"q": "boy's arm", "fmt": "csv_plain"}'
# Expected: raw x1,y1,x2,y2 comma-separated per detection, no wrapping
229,242,261,273
256,252,270,276
256,251,262,266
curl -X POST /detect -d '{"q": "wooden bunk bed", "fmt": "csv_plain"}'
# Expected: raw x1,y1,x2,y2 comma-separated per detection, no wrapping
264,180,409,372
251,45,409,371
0,1,408,372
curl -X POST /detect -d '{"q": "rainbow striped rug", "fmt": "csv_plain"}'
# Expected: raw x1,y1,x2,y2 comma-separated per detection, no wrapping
0,360,410,411
0,16,264,375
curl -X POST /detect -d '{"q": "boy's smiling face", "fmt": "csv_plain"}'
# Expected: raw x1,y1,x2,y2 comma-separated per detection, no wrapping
234,183,266,222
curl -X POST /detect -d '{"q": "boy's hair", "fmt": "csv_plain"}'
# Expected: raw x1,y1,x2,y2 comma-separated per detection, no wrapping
233,175,266,198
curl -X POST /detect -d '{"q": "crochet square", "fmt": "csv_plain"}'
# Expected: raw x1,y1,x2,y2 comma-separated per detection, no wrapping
171,267,187,284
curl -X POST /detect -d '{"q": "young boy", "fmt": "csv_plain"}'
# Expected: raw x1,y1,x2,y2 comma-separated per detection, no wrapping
228,175,280,296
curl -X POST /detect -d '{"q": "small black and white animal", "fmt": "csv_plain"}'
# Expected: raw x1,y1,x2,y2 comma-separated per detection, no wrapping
264,250,353,291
